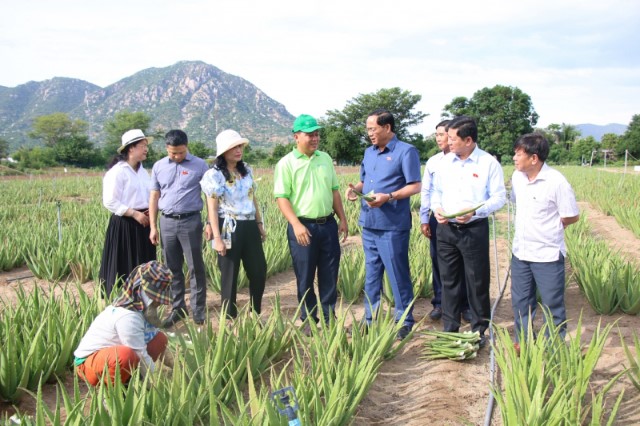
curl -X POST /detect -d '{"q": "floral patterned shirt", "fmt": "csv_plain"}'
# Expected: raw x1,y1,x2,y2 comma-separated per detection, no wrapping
200,165,256,219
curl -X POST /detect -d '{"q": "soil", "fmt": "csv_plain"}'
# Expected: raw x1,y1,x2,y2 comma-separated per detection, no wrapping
1,203,639,425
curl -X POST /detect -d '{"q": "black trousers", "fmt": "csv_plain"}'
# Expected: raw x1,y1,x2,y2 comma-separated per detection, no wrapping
436,218,490,334
217,219,266,318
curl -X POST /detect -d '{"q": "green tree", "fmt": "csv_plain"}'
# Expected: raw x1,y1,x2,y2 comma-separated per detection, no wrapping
321,126,361,165
29,113,89,147
618,114,640,158
547,123,581,150
570,136,598,164
269,142,295,165
103,111,153,156
243,146,269,167
0,138,9,158
188,141,212,159
13,147,57,169
323,87,427,163
54,135,100,167
600,133,620,151
443,85,538,161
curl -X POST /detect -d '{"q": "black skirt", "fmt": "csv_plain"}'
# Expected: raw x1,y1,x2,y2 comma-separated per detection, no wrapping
98,214,156,298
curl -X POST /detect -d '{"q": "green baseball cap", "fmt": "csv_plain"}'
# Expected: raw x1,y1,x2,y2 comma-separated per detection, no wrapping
292,114,323,133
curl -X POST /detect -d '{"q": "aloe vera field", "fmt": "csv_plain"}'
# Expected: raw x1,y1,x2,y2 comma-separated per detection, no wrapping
1,166,640,425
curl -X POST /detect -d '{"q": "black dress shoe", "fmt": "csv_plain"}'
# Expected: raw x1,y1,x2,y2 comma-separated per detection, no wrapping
478,334,488,349
461,309,472,324
162,309,187,329
397,325,412,340
429,306,443,321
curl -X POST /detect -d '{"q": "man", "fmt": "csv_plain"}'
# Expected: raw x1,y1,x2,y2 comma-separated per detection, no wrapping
431,116,506,347
274,114,348,326
74,261,173,386
149,129,210,327
510,133,579,346
420,120,471,322
346,109,421,340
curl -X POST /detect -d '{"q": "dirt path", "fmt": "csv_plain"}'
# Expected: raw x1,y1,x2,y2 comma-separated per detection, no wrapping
1,203,640,424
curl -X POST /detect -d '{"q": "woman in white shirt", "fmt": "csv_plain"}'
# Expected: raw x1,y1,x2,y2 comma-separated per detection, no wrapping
98,129,157,298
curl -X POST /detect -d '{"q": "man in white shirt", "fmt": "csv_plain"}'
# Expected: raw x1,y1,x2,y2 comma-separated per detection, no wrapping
510,133,579,346
431,116,506,347
420,120,471,322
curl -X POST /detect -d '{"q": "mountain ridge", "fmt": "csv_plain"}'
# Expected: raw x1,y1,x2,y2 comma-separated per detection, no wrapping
0,61,295,151
575,123,627,141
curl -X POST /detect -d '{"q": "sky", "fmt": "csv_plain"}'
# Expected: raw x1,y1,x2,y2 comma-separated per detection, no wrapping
1,0,639,136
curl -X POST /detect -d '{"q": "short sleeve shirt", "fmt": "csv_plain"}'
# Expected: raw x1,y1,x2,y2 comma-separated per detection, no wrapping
150,153,209,214
200,165,257,219
273,149,338,218
358,136,421,231
511,163,579,262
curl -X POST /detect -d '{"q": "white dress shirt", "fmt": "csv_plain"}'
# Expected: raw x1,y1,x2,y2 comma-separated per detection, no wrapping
511,163,579,262
419,151,446,223
431,146,506,222
103,161,152,216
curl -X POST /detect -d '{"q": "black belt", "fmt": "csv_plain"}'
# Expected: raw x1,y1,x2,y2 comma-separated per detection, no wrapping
298,214,333,224
162,211,199,220
448,218,487,230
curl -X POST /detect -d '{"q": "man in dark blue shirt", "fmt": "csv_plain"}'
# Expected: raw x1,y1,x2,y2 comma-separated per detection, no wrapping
346,109,421,340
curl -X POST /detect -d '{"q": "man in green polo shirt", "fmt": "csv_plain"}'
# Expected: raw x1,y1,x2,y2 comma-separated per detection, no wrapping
274,114,348,326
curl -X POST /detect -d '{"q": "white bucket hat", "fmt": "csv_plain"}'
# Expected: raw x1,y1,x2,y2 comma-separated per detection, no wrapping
118,129,150,153
216,129,249,157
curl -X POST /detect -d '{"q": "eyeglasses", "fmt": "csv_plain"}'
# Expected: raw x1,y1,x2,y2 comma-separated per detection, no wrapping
366,127,381,134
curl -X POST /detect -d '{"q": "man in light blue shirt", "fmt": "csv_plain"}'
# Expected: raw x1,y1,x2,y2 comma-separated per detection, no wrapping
431,116,506,347
149,129,210,327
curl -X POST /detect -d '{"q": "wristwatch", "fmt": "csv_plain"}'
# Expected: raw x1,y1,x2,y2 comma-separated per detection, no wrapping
388,192,394,201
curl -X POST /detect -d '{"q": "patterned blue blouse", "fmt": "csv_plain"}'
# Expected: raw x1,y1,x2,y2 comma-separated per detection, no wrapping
200,165,256,220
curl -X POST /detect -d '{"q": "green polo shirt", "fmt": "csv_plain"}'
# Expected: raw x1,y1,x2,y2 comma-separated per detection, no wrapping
274,148,339,218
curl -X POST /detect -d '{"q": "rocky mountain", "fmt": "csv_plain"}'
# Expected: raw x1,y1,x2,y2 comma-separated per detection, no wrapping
0,61,295,151
575,123,627,142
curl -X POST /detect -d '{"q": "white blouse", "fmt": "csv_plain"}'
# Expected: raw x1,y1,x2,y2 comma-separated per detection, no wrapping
103,161,152,216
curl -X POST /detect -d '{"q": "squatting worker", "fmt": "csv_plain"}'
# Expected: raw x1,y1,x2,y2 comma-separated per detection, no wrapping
99,129,156,298
200,129,267,318
274,114,348,326
431,116,506,348
74,261,173,386
345,109,421,341
510,133,579,347
419,120,471,323
149,129,210,328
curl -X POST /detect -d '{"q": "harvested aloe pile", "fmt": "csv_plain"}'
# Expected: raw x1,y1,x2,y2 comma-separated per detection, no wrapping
421,330,481,361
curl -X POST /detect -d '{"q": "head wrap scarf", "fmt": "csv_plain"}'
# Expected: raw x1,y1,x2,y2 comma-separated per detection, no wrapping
112,261,173,312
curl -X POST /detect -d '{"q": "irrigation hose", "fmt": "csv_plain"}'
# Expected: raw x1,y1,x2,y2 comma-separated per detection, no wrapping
483,199,513,426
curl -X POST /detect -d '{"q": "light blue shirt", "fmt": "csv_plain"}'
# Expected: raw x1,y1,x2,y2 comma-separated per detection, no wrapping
151,153,209,215
419,151,446,224
431,145,506,222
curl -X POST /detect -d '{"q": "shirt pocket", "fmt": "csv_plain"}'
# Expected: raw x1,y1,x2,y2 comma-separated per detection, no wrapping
530,196,551,220
179,169,200,190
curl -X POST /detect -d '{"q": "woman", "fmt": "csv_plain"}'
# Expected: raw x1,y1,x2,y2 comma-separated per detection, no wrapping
75,261,173,386
99,129,156,298
200,129,267,318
